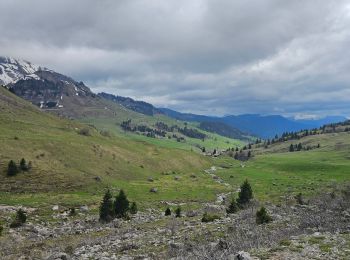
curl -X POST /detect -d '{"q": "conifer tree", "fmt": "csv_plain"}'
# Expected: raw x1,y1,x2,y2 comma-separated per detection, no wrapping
256,206,272,224
165,207,171,216
20,158,27,171
114,189,130,219
175,207,181,218
289,144,294,152
7,160,19,176
226,198,239,214
99,189,114,222
237,179,253,207
130,202,138,215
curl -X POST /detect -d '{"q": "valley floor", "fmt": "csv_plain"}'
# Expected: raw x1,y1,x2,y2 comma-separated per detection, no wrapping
0,179,349,259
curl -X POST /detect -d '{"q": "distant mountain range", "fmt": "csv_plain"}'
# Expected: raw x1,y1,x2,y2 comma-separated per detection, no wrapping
159,108,347,139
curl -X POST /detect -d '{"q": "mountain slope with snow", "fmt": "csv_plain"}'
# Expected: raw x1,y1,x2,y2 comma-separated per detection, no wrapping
0,56,43,85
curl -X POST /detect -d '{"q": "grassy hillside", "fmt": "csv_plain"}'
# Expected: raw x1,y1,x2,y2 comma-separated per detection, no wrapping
213,129,350,202
1,85,349,215
0,87,226,210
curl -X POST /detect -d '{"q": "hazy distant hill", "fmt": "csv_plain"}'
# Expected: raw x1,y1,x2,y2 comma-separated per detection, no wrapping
159,108,347,139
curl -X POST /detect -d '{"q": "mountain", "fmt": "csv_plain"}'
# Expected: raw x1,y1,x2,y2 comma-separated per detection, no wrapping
0,56,41,85
98,92,162,116
0,56,247,153
159,108,347,139
198,121,249,140
293,116,348,128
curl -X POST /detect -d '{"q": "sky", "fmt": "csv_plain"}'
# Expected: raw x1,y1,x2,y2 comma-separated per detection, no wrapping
0,0,350,118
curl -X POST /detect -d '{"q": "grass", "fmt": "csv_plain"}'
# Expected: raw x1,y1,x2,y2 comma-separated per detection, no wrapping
214,135,350,202
80,116,244,152
1,86,350,214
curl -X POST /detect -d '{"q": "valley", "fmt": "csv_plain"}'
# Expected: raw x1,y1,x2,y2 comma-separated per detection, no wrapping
0,57,349,259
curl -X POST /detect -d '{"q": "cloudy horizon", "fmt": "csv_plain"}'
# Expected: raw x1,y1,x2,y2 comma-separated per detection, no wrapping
1,0,350,118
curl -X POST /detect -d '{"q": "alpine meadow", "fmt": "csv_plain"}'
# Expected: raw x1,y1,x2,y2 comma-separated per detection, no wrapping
0,1,350,259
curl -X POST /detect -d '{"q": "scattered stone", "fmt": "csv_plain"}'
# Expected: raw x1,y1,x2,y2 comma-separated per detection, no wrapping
80,205,89,212
52,205,59,211
46,252,68,260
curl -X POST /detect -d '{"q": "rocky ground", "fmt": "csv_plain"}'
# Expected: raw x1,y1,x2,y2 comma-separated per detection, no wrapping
0,170,349,259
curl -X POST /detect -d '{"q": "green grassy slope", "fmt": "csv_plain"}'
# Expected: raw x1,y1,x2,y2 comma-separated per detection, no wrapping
80,114,244,152
0,87,225,209
214,130,350,202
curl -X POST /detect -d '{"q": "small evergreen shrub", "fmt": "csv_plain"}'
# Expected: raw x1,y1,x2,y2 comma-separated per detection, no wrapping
295,193,304,205
0,223,3,236
78,128,91,136
7,160,19,176
20,158,28,171
114,190,130,219
256,207,272,225
226,199,239,214
99,189,114,222
201,212,220,223
165,207,171,216
237,179,253,207
175,207,181,218
130,202,138,215
69,207,76,216
10,209,27,228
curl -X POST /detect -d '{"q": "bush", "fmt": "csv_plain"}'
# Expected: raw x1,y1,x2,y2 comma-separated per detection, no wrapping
78,128,91,136
10,209,27,228
256,207,272,225
175,207,181,218
226,199,239,214
114,190,130,219
7,160,19,176
69,207,76,216
165,207,171,216
0,223,3,236
201,212,220,223
237,179,253,207
20,158,28,171
130,202,138,215
295,193,304,205
99,189,114,222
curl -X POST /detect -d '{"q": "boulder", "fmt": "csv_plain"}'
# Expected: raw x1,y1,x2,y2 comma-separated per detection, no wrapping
46,252,68,260
52,205,59,211
232,251,252,260
80,205,89,212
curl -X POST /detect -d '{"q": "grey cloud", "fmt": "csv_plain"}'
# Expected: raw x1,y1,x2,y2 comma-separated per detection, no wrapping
0,0,350,117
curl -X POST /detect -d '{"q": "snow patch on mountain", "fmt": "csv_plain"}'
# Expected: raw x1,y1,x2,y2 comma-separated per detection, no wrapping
0,56,46,85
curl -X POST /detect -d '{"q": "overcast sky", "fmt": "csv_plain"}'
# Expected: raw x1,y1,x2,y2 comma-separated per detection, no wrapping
1,0,350,118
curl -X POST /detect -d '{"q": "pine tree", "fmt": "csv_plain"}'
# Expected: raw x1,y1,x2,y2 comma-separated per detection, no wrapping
20,158,27,171
114,189,130,219
289,144,294,152
237,179,253,207
99,189,114,222
7,160,19,176
10,209,27,228
175,207,181,218
256,206,272,224
297,143,302,151
130,202,138,215
226,198,238,214
165,207,171,216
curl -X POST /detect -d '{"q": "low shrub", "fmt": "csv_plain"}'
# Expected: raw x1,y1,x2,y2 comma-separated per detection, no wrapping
256,206,272,224
201,212,220,223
